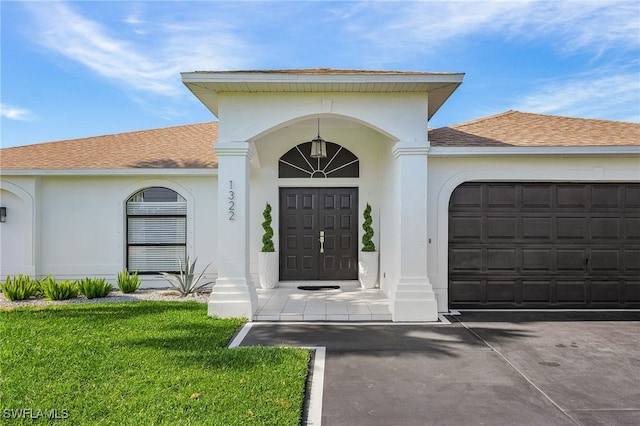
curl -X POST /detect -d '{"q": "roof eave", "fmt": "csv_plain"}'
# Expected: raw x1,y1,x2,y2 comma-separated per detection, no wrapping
428,146,640,157
181,70,464,119
0,168,218,177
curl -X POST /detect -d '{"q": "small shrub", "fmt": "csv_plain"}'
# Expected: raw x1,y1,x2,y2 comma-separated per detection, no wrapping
0,274,40,301
161,256,212,296
77,277,113,299
117,269,141,294
40,276,79,301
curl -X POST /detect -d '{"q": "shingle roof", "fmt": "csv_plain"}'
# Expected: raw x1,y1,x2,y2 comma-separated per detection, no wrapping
1,122,218,170
1,111,637,171
429,110,640,147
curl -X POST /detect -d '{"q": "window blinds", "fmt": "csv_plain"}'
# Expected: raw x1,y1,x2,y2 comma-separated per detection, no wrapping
127,192,187,273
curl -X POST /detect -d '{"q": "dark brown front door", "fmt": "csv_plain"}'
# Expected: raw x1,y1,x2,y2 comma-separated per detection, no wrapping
280,187,358,280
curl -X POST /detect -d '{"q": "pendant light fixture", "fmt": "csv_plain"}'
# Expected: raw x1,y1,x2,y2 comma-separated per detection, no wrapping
309,118,328,159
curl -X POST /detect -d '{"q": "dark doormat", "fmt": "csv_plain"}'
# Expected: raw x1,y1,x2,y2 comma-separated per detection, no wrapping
297,285,341,291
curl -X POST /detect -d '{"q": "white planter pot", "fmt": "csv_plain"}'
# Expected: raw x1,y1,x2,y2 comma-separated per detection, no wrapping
258,252,279,289
358,251,379,289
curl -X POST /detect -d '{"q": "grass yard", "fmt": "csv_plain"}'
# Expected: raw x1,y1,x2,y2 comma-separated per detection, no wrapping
0,302,309,425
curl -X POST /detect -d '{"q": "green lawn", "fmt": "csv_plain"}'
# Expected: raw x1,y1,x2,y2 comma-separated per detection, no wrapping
0,302,309,425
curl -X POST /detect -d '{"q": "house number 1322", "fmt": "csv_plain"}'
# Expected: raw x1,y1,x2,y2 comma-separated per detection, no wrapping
228,180,235,220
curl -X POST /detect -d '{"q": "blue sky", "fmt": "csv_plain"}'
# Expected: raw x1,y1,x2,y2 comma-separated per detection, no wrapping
1,1,639,148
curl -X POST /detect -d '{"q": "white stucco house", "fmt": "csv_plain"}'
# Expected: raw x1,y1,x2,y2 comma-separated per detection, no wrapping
1,69,639,321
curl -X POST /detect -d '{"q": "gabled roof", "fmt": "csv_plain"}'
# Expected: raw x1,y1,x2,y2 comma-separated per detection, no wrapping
428,110,640,147
1,111,637,171
1,122,218,170
181,68,464,119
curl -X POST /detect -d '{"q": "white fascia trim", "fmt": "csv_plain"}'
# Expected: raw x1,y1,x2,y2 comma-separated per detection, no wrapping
428,146,640,157
0,168,218,177
181,71,464,86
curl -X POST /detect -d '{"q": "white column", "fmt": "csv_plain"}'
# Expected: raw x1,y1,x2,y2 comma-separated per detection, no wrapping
208,142,257,319
390,144,438,321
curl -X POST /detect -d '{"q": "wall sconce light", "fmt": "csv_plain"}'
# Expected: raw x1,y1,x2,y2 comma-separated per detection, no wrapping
309,118,328,159
0,207,6,223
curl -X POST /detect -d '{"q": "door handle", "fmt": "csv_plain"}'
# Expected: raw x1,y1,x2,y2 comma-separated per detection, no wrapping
319,230,325,254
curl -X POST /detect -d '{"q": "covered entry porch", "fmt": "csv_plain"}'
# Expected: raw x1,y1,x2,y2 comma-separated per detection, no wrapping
181,69,465,322
255,281,391,321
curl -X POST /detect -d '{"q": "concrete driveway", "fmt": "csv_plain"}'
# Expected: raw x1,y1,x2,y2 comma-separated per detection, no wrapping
240,311,640,426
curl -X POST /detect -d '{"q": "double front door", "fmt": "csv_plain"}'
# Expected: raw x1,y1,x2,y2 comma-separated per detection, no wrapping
280,187,358,280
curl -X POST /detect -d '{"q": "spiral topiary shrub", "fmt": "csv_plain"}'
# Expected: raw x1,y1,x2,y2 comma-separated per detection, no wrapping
361,203,376,252
261,203,275,252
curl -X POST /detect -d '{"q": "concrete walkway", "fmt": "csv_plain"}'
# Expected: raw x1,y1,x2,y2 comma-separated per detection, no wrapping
239,311,640,426
255,281,392,321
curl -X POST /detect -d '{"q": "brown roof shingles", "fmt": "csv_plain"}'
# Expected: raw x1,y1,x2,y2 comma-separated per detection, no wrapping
1,111,637,171
429,110,640,147
1,122,218,170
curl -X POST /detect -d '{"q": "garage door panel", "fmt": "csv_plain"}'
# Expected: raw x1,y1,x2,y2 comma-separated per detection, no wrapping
557,185,588,208
487,217,517,239
625,250,640,273
625,282,640,303
450,216,482,240
590,249,621,272
591,184,621,208
450,280,483,303
486,281,516,302
450,248,482,271
591,217,620,240
556,249,586,272
522,217,553,240
486,249,516,271
449,182,639,309
556,281,586,303
487,184,517,208
626,218,640,240
450,185,482,209
624,185,640,208
522,281,551,302
522,185,552,208
591,281,620,303
557,217,588,240
522,249,552,272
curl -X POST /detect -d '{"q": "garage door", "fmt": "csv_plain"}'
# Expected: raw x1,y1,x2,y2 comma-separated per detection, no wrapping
449,182,640,309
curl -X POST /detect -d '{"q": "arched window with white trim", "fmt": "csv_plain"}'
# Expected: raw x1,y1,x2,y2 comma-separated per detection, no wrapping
126,187,186,273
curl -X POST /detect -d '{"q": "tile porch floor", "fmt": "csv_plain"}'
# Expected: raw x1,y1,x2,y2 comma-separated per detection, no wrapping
255,281,392,321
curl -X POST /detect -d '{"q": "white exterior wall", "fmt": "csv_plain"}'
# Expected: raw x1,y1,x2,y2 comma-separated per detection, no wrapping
0,178,38,276
217,92,428,145
0,174,218,286
426,154,640,312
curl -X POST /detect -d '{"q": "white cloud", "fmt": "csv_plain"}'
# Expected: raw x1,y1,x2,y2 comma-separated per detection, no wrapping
515,70,640,122
0,103,34,121
23,2,252,99
353,1,640,57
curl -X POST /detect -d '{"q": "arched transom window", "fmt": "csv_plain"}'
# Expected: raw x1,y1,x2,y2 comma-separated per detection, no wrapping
278,142,359,178
126,187,186,273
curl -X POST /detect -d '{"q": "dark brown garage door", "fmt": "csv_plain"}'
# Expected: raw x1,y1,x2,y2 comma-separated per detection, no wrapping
280,187,358,280
449,182,640,309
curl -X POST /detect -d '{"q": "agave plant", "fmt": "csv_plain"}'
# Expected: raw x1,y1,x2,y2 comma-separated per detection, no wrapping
160,256,213,296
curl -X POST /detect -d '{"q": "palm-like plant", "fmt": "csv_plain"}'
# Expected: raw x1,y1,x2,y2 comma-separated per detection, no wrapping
160,256,213,296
